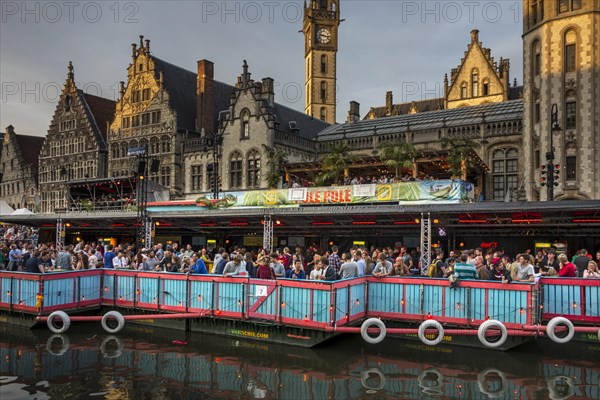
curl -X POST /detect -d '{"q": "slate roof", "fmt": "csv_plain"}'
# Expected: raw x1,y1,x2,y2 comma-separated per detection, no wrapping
273,103,330,140
153,57,235,132
15,134,44,167
318,99,524,141
81,92,116,145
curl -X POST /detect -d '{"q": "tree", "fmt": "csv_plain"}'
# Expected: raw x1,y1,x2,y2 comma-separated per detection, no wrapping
262,144,287,188
316,142,357,186
378,139,417,179
441,137,477,179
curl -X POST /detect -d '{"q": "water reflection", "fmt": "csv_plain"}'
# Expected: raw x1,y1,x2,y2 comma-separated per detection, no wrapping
1,324,599,399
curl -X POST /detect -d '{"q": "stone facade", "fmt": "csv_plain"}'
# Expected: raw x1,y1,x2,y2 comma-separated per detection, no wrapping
38,63,115,213
0,125,43,211
523,0,600,201
304,0,340,124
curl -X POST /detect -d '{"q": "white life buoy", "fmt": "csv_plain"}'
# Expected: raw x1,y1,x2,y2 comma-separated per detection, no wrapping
46,334,70,356
546,317,575,344
100,335,124,359
418,320,444,346
47,311,71,334
360,318,387,344
418,368,444,396
477,368,508,398
360,368,387,392
101,311,125,334
477,320,508,348
547,375,574,400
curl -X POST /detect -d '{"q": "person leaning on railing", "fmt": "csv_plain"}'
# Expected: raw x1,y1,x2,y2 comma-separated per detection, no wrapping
583,261,600,278
512,254,535,282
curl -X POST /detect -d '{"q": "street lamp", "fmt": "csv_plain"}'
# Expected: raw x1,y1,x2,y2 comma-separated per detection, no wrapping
545,104,562,201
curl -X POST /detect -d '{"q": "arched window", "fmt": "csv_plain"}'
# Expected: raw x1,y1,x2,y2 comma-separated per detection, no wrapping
320,107,327,121
565,141,577,181
150,137,159,154
482,78,490,96
139,138,149,153
247,150,261,189
533,40,541,76
160,166,171,187
461,82,467,99
492,148,518,200
229,151,243,189
111,143,119,159
191,164,203,191
120,143,128,158
564,30,577,73
320,81,326,100
240,109,250,139
320,55,326,74
161,136,171,153
471,69,479,97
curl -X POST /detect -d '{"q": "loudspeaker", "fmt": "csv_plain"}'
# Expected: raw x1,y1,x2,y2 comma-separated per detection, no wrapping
133,159,146,174
150,159,160,173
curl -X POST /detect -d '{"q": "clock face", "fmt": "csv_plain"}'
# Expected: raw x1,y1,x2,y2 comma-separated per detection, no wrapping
317,28,331,44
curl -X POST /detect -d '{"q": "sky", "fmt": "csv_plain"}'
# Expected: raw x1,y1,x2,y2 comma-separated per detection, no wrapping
1,0,524,137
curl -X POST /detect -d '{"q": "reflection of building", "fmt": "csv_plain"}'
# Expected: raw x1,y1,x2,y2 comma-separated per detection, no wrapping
522,0,600,200
38,62,116,213
0,125,43,211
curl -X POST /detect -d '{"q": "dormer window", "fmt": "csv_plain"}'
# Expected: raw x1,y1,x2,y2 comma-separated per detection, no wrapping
461,82,467,99
471,69,479,97
241,110,250,139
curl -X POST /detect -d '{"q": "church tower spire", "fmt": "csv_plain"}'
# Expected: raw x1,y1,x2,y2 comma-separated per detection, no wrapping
303,0,340,124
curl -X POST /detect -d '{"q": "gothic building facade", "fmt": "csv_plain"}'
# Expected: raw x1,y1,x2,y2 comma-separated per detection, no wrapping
0,125,43,211
37,63,115,213
522,0,600,200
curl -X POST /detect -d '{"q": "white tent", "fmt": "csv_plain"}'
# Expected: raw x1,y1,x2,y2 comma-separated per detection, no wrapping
0,201,15,216
11,208,34,215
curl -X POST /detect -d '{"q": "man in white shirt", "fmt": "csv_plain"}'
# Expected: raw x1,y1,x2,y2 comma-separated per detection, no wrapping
514,254,535,282
112,251,128,268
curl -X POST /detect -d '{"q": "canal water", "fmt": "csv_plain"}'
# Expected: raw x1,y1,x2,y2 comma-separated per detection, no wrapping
1,323,599,399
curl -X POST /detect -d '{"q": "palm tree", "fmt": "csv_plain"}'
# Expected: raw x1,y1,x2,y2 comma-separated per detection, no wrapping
379,139,417,179
316,142,357,186
262,144,287,188
441,137,477,179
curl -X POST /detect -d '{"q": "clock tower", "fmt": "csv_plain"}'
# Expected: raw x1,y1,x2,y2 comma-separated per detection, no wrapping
304,0,340,124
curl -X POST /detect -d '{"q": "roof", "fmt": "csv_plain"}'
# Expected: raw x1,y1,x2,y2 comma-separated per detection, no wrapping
367,98,445,119
81,92,116,143
273,103,330,140
153,57,235,132
318,99,524,142
15,134,44,166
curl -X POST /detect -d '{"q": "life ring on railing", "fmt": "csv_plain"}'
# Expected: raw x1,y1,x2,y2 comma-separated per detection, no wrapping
360,368,387,392
360,318,387,344
546,317,575,344
418,368,444,396
477,368,508,399
100,335,124,359
46,334,70,356
418,320,444,346
101,311,125,334
477,320,508,348
547,375,575,400
47,311,71,334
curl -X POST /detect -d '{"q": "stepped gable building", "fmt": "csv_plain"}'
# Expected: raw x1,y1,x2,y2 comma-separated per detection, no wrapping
522,0,600,201
38,62,116,213
108,36,234,197
184,61,329,194
0,125,44,211
304,0,341,124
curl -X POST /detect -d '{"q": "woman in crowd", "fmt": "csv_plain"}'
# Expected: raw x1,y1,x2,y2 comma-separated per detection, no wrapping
256,257,275,279
75,251,89,270
557,253,577,277
583,261,600,278
391,257,410,276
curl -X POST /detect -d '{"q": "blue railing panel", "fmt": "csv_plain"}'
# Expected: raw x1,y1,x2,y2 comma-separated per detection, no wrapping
190,280,213,310
44,278,75,307
78,274,101,302
488,288,527,324
544,283,582,316
349,282,366,317
139,277,160,304
585,286,600,317
17,278,39,307
162,278,187,307
444,287,468,319
469,287,487,321
217,282,244,313
405,284,422,315
249,283,277,318
423,284,443,316
335,286,349,321
281,287,311,321
312,289,329,323
102,274,116,301
368,282,403,314
116,274,136,302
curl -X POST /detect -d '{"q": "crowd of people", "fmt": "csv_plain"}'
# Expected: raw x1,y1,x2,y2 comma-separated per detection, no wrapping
1,225,599,284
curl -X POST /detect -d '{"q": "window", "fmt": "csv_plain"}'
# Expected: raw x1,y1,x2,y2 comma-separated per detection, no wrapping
191,165,203,191
320,107,326,121
160,167,171,187
566,156,577,180
471,70,479,97
533,41,541,76
320,81,326,100
142,113,150,126
142,88,151,101
241,110,250,139
571,0,581,10
461,83,467,99
151,111,161,124
558,0,568,13
161,136,171,153
132,90,141,103
535,150,541,169
320,55,326,74
565,43,576,72
247,150,261,188
535,103,541,123
566,101,576,128
492,149,518,200
132,115,140,127
229,152,243,189
482,80,489,96
122,117,130,128
532,0,539,23
150,137,159,154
